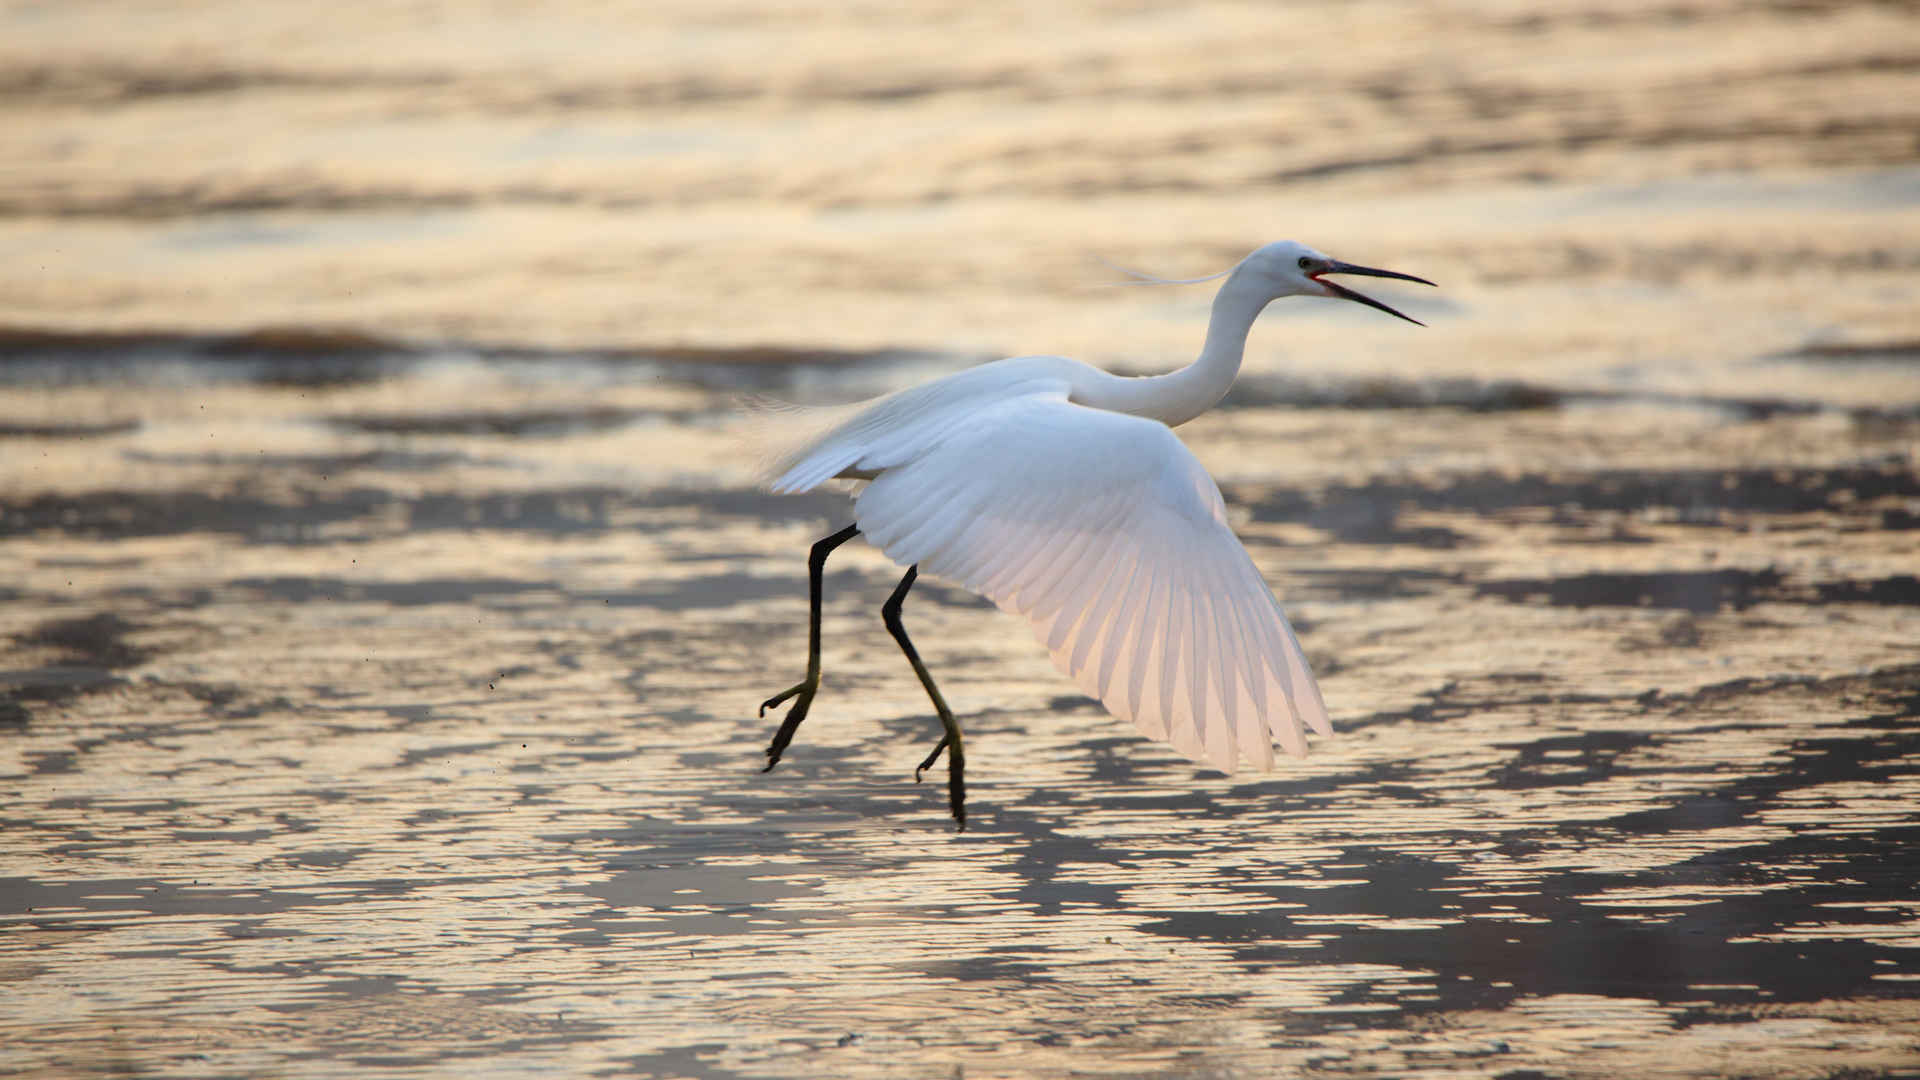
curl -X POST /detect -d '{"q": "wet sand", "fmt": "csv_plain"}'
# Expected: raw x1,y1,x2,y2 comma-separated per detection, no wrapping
3,1,1919,1077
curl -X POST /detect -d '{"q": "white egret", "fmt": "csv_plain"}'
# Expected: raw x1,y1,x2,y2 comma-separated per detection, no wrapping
758,240,1435,828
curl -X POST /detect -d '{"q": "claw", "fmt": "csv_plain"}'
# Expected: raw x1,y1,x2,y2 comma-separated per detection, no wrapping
759,682,807,718
760,679,816,772
913,735,949,783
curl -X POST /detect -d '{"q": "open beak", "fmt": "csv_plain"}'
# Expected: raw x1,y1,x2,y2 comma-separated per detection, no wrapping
1311,261,1437,326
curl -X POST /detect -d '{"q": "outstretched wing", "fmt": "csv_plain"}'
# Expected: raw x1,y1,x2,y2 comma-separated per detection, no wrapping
851,383,1331,772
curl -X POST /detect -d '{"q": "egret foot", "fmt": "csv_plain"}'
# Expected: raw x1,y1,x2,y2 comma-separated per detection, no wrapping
759,680,818,772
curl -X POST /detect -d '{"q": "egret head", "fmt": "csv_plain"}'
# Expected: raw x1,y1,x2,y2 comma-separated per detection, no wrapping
1240,240,1435,325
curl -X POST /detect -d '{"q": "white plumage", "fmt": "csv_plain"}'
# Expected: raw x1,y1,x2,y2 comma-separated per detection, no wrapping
756,244,1436,826
771,364,1329,772
759,241,1434,791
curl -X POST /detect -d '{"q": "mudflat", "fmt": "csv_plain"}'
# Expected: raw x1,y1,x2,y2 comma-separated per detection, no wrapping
2,2,1917,1077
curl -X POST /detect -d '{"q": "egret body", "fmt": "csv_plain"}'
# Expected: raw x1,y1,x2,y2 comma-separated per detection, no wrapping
758,241,1435,828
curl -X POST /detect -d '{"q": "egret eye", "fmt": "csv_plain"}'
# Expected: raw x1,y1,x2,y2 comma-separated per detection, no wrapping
1297,256,1314,270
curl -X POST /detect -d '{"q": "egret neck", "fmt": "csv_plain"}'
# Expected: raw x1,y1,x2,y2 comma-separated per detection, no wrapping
1070,262,1271,428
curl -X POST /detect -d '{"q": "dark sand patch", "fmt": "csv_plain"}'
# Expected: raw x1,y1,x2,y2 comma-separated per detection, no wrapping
0,419,140,439
328,407,686,437
0,325,937,395
1240,464,1920,529
1780,339,1920,366
1476,569,1788,614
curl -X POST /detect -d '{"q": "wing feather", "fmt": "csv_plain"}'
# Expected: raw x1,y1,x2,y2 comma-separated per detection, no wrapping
848,384,1329,770
1070,548,1136,679
1183,583,1220,768
1131,566,1175,743
1095,541,1152,708
1231,557,1311,754
890,488,977,567
1194,557,1241,771
1028,520,1117,627
1159,579,1193,759
1045,537,1121,654
1208,556,1278,770
930,511,1002,588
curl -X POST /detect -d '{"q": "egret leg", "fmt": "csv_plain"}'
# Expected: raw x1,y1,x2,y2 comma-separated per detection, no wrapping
760,523,860,772
881,566,966,831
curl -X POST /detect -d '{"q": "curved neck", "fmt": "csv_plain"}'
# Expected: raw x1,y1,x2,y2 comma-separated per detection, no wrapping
1072,266,1272,427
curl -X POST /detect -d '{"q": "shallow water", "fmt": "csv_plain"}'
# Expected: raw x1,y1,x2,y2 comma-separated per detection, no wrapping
3,1,1920,1077
3,350,1915,1078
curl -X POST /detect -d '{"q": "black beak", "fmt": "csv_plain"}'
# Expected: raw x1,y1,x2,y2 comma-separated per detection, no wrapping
1313,261,1437,326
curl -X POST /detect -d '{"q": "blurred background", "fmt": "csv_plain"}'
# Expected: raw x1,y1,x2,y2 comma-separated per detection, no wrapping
5,0,1916,376
3,2,1918,1077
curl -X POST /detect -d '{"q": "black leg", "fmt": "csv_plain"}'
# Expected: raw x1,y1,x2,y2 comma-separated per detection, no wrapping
760,523,860,772
881,566,967,831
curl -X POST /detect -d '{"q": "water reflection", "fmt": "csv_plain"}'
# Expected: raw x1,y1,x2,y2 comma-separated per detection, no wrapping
4,0,1919,1071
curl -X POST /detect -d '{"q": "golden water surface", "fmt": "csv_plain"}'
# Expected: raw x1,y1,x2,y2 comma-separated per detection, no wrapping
2,1,1918,1077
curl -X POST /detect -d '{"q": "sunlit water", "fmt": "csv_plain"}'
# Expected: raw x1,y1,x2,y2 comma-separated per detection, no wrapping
3,1,1919,1077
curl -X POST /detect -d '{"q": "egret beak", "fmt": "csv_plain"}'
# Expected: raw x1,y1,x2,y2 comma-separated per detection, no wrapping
1312,261,1437,326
